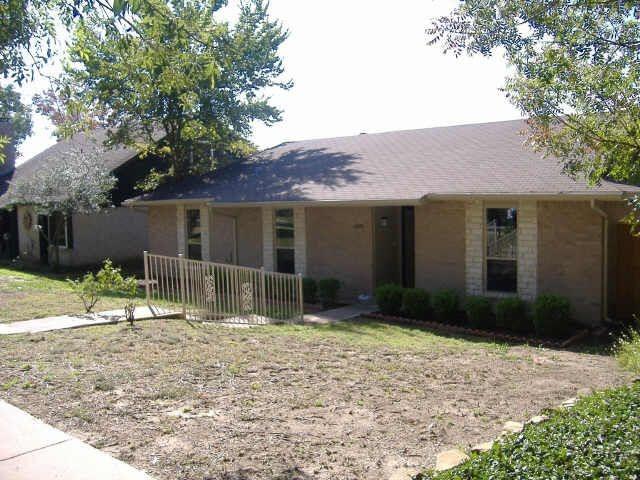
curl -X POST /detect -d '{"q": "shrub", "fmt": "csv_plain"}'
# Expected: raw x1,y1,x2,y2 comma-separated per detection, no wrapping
432,289,459,323
67,273,102,313
119,276,139,326
375,283,404,316
302,277,317,304
464,296,493,329
533,294,572,338
317,278,341,308
402,288,430,320
416,383,640,480
495,297,532,333
615,329,640,374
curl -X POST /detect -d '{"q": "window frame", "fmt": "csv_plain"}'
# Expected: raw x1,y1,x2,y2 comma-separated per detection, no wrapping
484,204,518,296
274,208,295,274
185,208,202,260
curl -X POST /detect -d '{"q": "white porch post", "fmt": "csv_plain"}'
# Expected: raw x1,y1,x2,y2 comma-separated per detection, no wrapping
294,206,307,275
262,207,274,271
517,200,538,300
200,204,210,261
176,205,186,255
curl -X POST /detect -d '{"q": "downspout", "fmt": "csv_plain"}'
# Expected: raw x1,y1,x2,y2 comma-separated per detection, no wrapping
590,200,612,322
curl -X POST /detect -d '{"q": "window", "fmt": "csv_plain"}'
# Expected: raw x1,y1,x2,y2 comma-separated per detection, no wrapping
186,209,202,260
275,208,295,273
48,212,73,249
486,207,517,293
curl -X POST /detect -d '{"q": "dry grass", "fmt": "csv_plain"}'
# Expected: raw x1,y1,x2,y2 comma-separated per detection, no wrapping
0,318,630,480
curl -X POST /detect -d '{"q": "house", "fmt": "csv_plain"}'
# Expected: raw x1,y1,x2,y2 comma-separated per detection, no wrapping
0,129,154,267
127,119,640,326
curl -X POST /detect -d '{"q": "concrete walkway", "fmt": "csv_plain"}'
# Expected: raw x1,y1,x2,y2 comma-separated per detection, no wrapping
303,303,376,324
0,306,176,335
0,400,154,479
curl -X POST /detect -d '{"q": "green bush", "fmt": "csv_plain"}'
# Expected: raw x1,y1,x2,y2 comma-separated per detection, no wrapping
464,296,493,329
615,329,640,374
302,277,317,304
375,283,404,316
402,288,430,320
432,289,459,323
533,294,571,338
495,297,532,333
416,383,640,480
317,278,341,308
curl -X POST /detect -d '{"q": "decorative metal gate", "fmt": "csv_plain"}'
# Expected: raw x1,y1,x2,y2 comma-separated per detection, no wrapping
143,252,304,324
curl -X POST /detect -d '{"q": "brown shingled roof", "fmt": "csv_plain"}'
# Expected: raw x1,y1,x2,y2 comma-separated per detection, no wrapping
129,119,640,205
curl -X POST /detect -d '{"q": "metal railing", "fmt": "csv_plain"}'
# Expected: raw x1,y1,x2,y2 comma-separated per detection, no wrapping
143,251,304,324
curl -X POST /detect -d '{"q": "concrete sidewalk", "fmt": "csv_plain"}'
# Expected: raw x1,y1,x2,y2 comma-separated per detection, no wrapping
303,304,376,324
0,306,177,335
0,400,154,479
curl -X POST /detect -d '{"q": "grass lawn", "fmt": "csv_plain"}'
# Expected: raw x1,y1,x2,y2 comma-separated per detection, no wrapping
0,318,632,480
0,265,145,323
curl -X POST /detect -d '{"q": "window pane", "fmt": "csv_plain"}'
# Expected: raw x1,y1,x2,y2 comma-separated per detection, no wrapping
487,259,517,292
50,212,66,247
275,208,294,249
276,248,295,274
487,208,517,259
186,209,202,260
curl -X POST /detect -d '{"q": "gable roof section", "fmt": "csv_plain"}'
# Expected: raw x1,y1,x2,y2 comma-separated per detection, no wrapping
130,119,640,206
0,129,139,208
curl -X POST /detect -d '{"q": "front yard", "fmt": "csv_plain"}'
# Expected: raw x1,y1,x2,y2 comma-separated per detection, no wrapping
0,265,143,323
0,318,631,480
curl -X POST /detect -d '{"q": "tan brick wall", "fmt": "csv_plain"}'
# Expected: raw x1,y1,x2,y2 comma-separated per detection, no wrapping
148,205,178,256
261,207,274,271
517,200,538,300
306,206,374,300
538,201,602,325
415,201,465,294
293,206,307,274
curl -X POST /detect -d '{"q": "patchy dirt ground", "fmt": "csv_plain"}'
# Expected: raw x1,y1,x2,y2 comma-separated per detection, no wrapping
0,319,631,479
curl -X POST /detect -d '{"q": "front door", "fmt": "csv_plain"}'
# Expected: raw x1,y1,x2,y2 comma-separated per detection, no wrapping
401,206,415,288
616,223,640,320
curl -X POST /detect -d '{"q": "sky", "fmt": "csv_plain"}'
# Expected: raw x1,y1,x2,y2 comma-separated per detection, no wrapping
16,0,521,164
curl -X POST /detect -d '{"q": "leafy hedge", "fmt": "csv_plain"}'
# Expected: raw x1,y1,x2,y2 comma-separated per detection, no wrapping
416,382,640,480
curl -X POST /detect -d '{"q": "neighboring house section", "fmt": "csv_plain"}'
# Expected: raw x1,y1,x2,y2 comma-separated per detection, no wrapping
0,120,19,260
0,129,153,267
128,119,640,326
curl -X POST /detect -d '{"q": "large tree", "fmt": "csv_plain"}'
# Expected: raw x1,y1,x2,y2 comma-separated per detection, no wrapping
428,1,640,216
0,85,32,163
59,0,290,183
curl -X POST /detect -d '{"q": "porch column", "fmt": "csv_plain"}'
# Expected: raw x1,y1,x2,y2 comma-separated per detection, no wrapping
200,204,210,261
465,200,484,296
517,200,538,300
294,206,307,275
176,205,186,255
261,207,274,271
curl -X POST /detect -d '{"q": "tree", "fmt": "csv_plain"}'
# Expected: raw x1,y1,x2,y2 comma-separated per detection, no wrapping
428,1,640,219
60,0,290,182
0,85,33,163
8,148,116,266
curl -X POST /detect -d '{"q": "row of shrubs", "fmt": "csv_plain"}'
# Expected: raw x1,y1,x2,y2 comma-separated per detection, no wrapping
375,283,573,338
302,277,341,308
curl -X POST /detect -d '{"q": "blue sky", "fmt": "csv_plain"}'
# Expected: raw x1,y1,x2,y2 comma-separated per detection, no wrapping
16,0,520,164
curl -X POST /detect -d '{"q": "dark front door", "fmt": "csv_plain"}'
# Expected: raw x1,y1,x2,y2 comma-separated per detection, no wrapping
401,206,415,288
616,223,640,321
37,214,49,265
0,209,18,259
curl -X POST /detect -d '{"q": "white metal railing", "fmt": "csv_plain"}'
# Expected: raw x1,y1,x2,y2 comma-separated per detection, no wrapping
143,252,304,324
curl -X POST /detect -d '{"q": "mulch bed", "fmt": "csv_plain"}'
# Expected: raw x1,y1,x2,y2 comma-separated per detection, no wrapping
363,311,589,348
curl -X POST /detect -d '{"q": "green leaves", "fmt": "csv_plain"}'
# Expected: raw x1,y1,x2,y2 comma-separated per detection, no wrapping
429,1,640,219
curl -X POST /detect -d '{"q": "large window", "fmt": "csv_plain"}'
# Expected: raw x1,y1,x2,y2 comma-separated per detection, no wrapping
48,212,73,249
486,207,517,293
186,209,202,260
275,208,295,274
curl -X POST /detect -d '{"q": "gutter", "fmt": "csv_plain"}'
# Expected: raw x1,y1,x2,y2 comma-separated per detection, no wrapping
590,199,612,322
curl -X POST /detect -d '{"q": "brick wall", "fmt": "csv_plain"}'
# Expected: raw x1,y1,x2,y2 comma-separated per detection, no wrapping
517,200,538,300
261,207,274,271
176,205,185,255
293,206,307,275
148,205,177,256
415,201,465,293
465,200,484,296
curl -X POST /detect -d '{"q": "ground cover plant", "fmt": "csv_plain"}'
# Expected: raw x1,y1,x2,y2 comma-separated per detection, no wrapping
417,382,640,480
0,318,631,480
